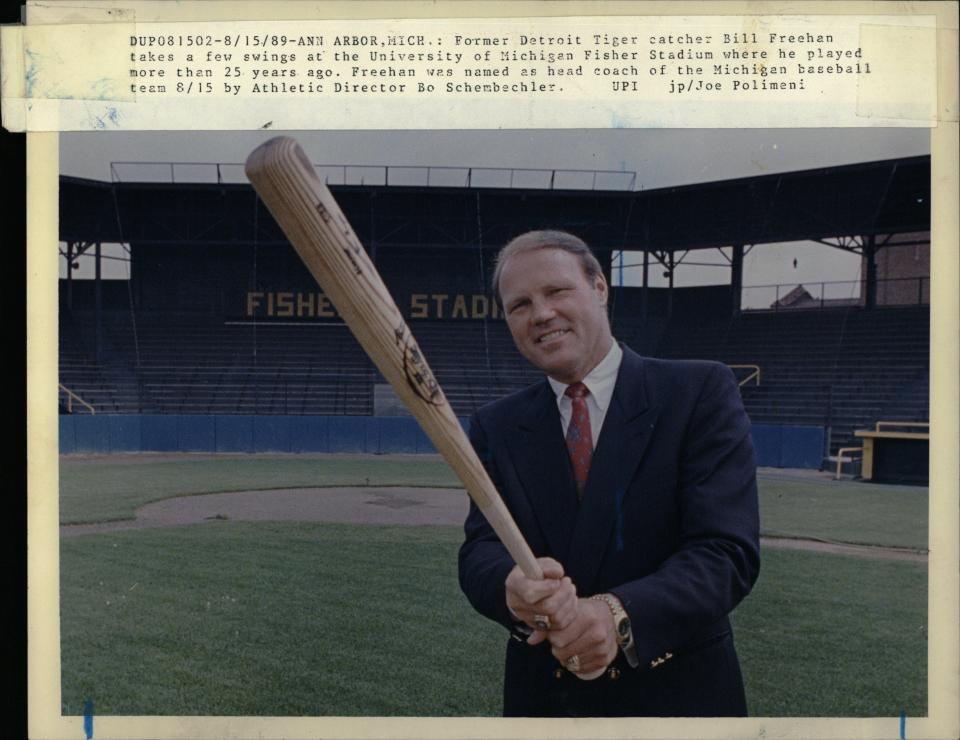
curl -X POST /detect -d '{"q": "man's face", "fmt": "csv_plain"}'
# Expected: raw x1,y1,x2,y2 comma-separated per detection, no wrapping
498,247,613,384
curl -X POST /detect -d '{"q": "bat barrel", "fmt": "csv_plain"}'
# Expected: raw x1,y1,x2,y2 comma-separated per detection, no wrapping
245,136,544,581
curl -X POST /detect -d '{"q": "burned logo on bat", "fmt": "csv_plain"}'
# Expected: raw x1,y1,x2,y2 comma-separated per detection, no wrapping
313,202,363,276
342,246,363,276
398,330,443,406
338,223,365,276
315,201,332,224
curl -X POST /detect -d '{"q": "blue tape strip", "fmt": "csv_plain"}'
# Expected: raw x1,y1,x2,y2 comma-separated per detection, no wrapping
83,699,94,739
900,710,906,739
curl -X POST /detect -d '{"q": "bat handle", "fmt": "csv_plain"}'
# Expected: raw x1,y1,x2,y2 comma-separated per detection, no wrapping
517,557,544,581
514,551,604,681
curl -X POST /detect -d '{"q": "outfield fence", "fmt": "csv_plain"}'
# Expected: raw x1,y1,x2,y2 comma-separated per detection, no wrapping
59,414,824,468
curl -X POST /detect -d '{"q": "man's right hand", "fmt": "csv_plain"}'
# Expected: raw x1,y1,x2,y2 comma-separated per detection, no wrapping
505,557,578,645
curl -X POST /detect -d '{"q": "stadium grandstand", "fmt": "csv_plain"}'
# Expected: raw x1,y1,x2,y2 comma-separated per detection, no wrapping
58,155,930,478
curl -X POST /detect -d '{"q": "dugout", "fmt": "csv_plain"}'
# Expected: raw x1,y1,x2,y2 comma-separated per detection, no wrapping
855,422,930,485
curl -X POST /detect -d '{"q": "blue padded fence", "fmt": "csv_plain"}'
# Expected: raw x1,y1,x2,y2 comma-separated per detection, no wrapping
60,414,464,456
750,423,824,469
60,415,824,468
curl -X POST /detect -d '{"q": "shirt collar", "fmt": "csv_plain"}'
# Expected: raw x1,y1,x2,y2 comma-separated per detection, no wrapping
547,341,623,412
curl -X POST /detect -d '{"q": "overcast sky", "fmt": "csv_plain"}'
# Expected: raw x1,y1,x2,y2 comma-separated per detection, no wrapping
60,128,930,299
61,128,929,190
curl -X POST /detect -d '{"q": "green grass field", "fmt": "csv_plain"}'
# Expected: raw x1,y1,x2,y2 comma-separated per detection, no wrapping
59,456,928,550
756,477,927,550
58,455,929,717
58,455,461,525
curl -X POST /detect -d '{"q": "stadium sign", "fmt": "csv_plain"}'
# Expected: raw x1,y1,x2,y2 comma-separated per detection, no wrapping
245,290,502,320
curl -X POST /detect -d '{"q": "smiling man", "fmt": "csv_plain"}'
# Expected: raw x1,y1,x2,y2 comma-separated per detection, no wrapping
458,230,760,717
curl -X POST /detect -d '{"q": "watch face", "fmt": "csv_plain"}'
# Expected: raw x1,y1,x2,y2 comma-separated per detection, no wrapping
617,619,631,641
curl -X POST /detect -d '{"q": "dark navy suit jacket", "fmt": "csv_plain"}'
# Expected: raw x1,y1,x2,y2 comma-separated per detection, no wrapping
458,346,760,717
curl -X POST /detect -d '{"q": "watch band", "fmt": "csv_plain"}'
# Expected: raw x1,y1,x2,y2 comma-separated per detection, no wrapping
591,593,640,668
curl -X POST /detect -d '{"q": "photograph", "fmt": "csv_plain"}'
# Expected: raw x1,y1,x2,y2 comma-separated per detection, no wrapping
55,126,930,718
17,2,958,739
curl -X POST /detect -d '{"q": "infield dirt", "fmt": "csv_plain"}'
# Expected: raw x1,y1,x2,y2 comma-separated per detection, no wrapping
58,485,927,563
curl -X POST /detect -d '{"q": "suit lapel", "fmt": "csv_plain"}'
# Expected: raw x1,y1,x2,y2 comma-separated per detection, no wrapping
508,380,580,560
565,347,661,592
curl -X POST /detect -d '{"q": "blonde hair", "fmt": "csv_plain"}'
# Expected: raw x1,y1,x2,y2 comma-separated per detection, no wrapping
492,230,602,306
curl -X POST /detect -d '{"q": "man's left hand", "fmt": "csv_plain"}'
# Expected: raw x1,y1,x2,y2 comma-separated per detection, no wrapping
546,597,619,675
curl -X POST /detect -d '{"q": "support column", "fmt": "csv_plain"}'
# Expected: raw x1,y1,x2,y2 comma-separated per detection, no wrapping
94,241,102,362
66,241,74,311
666,252,675,319
731,244,744,316
864,235,877,309
599,248,614,283
369,194,377,264
641,249,649,325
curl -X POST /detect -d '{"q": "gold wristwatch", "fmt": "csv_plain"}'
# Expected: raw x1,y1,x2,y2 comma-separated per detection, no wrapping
591,593,639,667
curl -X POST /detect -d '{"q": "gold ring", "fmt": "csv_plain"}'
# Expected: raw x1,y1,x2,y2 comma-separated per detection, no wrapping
565,654,581,673
533,614,551,631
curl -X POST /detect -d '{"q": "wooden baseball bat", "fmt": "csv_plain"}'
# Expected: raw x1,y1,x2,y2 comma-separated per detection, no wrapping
244,136,544,581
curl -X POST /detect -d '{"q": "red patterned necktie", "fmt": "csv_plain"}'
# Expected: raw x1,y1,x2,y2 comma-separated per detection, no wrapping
564,382,593,498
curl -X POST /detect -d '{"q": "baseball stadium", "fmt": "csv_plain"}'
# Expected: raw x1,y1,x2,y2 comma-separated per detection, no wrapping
56,132,930,719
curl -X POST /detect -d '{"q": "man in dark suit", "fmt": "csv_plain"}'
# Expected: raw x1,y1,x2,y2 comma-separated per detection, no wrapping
458,230,760,717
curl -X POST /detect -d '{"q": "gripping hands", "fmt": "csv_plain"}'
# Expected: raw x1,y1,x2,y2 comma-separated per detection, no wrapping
505,558,619,677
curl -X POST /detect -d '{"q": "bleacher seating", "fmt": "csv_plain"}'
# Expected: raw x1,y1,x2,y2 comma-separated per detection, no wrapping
59,312,142,413
651,306,929,454
58,311,542,416
410,320,541,410
59,306,930,459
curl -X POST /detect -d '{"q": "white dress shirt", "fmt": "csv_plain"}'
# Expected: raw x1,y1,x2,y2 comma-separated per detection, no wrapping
547,341,623,449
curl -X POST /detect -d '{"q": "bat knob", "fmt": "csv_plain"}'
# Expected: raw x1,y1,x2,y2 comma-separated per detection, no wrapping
565,655,605,681
574,667,606,681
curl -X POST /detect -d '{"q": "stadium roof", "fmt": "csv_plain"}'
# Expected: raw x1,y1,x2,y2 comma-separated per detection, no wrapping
59,155,930,254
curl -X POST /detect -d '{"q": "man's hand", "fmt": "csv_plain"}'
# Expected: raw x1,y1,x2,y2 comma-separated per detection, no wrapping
505,557,578,644
546,597,618,675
